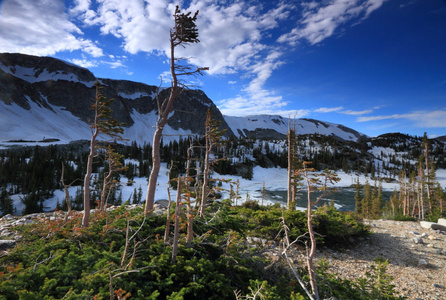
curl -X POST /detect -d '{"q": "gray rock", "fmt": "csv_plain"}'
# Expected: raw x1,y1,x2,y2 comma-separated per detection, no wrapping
431,223,446,232
418,259,428,268
0,240,16,251
420,221,436,229
0,214,15,222
438,218,446,226
154,199,169,208
412,237,423,244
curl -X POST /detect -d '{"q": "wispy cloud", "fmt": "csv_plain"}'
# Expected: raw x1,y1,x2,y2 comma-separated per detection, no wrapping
341,109,374,116
315,106,344,113
68,58,98,69
357,109,446,128
278,0,388,45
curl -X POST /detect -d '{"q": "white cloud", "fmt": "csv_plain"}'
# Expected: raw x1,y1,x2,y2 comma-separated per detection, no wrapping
341,109,374,116
68,58,98,69
278,0,388,45
0,0,103,57
357,110,446,128
315,106,344,113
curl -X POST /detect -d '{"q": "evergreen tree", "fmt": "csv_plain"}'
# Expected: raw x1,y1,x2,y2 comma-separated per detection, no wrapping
0,186,14,216
354,178,362,216
83,82,125,227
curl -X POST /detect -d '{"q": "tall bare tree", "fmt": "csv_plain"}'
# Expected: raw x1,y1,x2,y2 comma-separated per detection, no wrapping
144,6,208,214
296,163,339,299
199,110,224,217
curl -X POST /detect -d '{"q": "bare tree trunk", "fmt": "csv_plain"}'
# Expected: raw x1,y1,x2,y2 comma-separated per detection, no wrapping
164,163,174,244
185,145,194,246
424,135,431,200
287,129,292,209
304,173,319,300
144,38,178,215
61,163,73,224
199,137,211,217
171,178,182,264
100,159,114,211
82,131,98,227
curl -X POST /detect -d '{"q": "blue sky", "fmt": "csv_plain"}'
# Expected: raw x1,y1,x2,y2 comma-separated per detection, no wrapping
1,0,445,138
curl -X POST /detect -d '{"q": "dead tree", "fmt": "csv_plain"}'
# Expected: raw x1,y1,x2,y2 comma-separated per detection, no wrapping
295,162,340,300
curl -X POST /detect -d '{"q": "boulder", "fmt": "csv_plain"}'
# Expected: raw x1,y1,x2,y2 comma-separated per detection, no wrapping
438,218,446,226
420,221,436,229
0,240,16,251
431,223,446,232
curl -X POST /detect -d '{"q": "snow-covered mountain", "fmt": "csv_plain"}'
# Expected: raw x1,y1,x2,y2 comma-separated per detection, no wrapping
225,115,366,142
0,53,366,145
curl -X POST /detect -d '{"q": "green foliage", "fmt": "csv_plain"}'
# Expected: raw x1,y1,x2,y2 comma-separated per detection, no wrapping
314,205,370,246
0,202,407,299
386,214,417,222
356,257,404,300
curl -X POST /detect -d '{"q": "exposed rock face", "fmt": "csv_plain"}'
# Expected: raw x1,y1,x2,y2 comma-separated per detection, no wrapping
0,53,232,138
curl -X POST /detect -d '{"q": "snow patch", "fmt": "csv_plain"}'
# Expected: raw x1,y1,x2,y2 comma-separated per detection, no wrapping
0,63,95,87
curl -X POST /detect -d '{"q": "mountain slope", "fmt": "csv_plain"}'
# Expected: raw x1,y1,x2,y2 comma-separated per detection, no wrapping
0,53,366,145
225,115,366,141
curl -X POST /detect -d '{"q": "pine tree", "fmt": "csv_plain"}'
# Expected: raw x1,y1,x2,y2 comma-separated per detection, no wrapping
354,178,362,216
82,82,125,227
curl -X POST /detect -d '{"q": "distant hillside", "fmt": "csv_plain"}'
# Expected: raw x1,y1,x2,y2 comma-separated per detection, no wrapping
224,115,366,142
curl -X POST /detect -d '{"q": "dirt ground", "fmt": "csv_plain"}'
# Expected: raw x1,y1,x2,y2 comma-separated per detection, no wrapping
317,219,446,300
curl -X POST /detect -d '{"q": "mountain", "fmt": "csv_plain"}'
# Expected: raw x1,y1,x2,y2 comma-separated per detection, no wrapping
0,53,366,145
225,115,366,142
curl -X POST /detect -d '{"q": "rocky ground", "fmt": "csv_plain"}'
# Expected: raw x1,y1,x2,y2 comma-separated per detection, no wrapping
316,219,446,300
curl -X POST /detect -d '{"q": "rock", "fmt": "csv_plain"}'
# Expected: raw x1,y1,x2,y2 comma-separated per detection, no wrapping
433,283,445,289
420,233,428,238
0,214,15,222
0,240,16,251
418,259,428,268
431,223,446,232
246,236,268,247
420,221,436,229
412,231,420,235
154,199,169,208
438,218,446,226
412,237,423,244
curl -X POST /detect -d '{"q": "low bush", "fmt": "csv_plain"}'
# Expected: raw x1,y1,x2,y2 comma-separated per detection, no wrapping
0,202,404,300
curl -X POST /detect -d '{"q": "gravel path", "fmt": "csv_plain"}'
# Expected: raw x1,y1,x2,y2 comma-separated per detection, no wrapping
318,219,446,300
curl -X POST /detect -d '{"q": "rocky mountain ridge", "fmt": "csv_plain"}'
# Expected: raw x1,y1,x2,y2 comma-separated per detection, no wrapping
0,53,366,145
